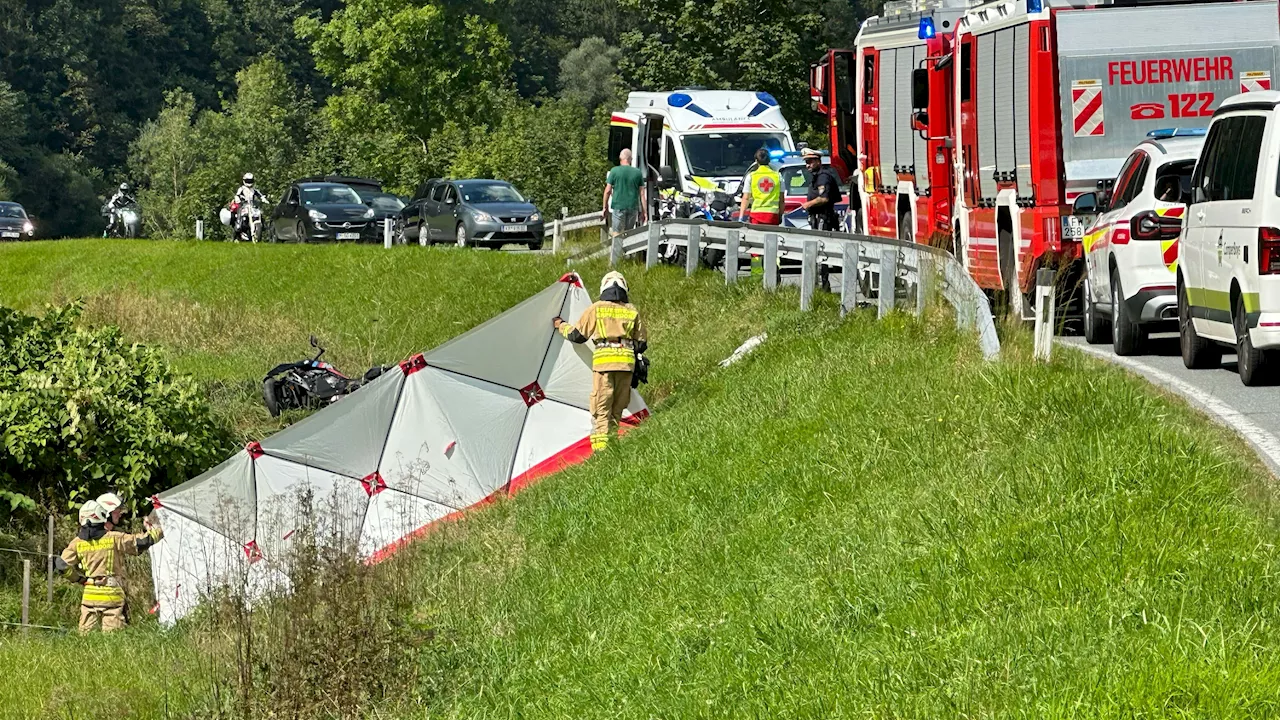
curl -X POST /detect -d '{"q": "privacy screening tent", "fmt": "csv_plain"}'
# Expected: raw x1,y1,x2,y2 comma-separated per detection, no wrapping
148,273,647,625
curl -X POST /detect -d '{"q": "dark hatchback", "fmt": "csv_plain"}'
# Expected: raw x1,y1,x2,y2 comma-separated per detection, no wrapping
270,182,378,242
0,202,34,240
400,179,543,249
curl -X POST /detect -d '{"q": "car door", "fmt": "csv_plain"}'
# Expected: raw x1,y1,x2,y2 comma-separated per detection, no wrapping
424,183,448,240
439,184,460,238
1185,122,1226,334
276,186,299,240
1217,114,1269,335
1087,151,1143,310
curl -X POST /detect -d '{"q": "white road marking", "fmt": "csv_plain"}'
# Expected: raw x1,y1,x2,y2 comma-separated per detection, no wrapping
1065,341,1280,477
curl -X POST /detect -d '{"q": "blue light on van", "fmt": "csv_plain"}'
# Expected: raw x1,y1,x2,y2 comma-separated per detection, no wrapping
667,93,692,108
768,149,785,160
918,18,935,39
1026,0,1043,13
755,92,779,107
1146,127,1208,139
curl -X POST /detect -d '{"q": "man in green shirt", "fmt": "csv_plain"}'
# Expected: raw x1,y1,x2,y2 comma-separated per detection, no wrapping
603,148,647,238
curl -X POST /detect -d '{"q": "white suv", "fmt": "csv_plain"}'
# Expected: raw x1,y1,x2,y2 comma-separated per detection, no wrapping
1180,91,1280,385
1076,130,1202,355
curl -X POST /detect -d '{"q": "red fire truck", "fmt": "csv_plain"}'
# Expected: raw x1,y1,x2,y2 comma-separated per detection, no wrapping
812,0,1280,315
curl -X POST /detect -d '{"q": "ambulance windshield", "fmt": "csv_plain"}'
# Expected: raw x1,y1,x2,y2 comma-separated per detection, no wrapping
683,133,789,177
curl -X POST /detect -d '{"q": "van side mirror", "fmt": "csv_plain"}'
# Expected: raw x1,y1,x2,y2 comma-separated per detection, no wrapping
658,165,677,189
1072,192,1098,215
911,68,929,111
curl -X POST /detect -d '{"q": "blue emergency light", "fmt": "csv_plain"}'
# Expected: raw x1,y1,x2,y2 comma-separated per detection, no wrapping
667,93,692,108
1026,0,1043,14
918,18,935,39
1146,127,1208,139
768,149,785,160
755,92,779,107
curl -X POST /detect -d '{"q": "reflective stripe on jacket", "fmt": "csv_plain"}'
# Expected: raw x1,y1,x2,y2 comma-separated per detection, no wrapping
61,527,163,607
559,301,647,372
748,166,782,215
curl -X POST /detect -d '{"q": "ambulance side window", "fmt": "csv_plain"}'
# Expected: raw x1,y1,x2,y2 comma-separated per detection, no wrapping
608,126,633,166
863,53,875,104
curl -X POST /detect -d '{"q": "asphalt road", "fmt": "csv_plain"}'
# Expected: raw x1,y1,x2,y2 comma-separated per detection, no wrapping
1059,333,1280,476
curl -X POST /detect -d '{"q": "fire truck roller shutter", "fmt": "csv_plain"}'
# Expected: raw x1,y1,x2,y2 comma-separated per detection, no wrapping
896,48,916,184
994,30,1015,195
878,48,898,191
977,32,998,203
912,44,930,193
1013,24,1032,200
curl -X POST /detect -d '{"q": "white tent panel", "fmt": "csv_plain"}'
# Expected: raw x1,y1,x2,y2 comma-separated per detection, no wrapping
509,398,593,482
159,451,257,543
253,455,369,560
357,488,456,560
538,336,594,409
260,367,405,479
423,281,569,390
424,368,528,498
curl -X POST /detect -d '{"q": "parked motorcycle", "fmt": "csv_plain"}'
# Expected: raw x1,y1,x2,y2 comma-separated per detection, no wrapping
262,335,390,417
102,201,142,238
655,175,736,269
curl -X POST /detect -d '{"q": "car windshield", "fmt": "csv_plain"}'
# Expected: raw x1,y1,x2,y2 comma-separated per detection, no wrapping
461,183,524,204
301,185,362,206
363,193,405,212
1153,159,1196,203
684,133,789,177
0,205,25,219
780,165,831,197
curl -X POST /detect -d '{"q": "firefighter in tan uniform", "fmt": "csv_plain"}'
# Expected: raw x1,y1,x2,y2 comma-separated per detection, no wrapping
554,271,647,450
59,497,164,632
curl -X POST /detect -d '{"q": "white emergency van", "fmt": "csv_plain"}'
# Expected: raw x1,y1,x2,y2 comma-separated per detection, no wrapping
1179,91,1280,385
608,90,797,210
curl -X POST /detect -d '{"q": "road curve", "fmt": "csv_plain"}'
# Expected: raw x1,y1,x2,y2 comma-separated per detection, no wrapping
1059,334,1280,477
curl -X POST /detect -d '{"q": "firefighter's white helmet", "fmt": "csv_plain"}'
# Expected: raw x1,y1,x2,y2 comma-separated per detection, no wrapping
600,271,628,294
78,500,108,527
97,492,123,516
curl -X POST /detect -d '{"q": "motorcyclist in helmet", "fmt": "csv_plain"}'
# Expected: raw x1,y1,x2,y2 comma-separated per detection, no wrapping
103,183,136,236
231,173,269,240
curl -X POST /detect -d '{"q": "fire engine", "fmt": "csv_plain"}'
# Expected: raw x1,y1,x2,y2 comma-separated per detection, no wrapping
811,0,1280,315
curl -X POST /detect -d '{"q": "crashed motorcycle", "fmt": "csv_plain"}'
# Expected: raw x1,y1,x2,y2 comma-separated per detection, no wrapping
262,336,390,417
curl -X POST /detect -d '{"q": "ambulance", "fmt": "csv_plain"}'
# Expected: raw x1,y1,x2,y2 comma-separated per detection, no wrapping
608,90,797,205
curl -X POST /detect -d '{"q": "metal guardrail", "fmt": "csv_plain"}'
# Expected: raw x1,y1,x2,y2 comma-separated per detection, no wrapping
545,210,607,252
600,219,1000,360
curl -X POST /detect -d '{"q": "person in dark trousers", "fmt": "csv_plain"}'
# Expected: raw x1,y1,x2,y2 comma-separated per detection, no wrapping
799,148,842,231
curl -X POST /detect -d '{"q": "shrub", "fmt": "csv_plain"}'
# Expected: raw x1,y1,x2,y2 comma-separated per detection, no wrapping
0,302,233,522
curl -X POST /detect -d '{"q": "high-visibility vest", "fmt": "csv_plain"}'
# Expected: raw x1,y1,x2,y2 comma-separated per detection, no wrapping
748,166,782,215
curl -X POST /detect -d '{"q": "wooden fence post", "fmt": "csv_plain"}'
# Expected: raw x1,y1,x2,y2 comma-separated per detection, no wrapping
46,514,54,603
22,559,31,633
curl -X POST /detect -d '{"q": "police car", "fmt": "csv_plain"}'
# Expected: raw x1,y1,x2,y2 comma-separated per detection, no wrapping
771,150,850,229
1075,128,1203,355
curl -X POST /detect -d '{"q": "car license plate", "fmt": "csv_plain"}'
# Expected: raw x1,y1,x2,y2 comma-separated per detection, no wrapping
1,231,18,239
336,232,361,240
502,224,527,233
1061,216,1087,240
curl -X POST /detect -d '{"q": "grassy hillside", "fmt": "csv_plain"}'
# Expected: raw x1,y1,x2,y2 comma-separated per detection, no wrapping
4,240,1280,717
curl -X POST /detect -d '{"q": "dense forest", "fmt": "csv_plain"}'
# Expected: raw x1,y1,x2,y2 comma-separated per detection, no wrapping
0,0,876,238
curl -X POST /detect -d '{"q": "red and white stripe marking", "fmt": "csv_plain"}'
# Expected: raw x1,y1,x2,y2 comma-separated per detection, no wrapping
1072,80,1104,138
1242,71,1272,93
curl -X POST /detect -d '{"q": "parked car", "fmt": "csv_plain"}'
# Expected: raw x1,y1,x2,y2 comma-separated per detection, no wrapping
402,179,544,249
0,201,35,240
776,155,850,229
355,189,406,223
269,182,377,243
1074,128,1203,356
1178,92,1280,385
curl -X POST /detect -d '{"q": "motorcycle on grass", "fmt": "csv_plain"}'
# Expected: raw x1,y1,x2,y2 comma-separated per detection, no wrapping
262,335,390,418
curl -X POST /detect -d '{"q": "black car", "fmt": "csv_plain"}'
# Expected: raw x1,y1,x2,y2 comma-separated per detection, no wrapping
355,189,406,223
270,182,378,243
0,201,34,240
398,179,543,249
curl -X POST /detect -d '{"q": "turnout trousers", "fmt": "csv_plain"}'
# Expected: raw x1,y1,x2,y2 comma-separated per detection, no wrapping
590,371,633,450
80,603,127,633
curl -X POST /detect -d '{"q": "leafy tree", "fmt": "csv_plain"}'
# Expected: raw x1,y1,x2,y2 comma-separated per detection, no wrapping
0,303,233,522
130,90,204,236
559,38,624,115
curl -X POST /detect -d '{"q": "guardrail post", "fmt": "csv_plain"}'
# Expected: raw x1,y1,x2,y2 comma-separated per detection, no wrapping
383,218,393,249
552,219,563,254
801,239,818,311
610,231,624,267
763,233,779,291
878,248,896,318
646,223,660,269
686,224,701,277
914,249,930,316
1034,267,1056,361
841,240,860,317
724,229,740,285
195,219,204,241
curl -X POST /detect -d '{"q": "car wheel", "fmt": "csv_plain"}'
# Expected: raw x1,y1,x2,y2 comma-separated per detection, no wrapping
456,223,470,248
262,378,281,418
1082,272,1111,344
394,221,407,246
1235,292,1274,386
1179,274,1221,369
528,240,543,251
296,220,307,243
1111,272,1145,356
268,223,279,243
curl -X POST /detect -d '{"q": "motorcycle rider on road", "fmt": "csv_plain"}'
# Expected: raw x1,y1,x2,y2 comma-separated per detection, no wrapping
103,183,136,236
231,173,268,239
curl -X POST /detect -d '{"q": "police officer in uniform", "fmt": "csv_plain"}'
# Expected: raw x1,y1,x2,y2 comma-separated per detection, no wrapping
799,148,842,231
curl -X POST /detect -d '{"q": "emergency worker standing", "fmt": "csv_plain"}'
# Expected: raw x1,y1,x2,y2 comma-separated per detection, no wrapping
553,271,647,450
799,148,842,231
739,149,783,225
59,498,164,632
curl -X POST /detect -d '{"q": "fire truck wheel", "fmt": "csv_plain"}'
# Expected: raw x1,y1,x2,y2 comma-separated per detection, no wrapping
1082,272,1111,345
1111,273,1145,356
1179,274,1221,369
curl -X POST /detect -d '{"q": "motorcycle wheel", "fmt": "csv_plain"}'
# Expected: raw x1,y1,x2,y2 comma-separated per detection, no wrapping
262,378,281,418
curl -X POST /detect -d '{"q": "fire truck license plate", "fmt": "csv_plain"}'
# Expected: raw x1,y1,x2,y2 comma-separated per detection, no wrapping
1061,216,1086,240
502,224,527,233
336,232,361,240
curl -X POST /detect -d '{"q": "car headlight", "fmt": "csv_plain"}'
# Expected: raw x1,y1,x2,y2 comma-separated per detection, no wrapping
308,209,327,221
528,212,541,222
473,211,494,223
22,221,33,235
363,207,375,219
